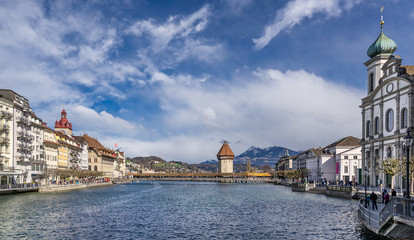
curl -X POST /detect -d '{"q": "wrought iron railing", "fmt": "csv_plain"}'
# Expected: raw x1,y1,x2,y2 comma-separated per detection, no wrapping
358,197,414,233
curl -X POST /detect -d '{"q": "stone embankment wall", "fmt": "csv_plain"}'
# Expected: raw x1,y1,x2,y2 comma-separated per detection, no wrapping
325,186,356,199
39,182,113,192
291,183,315,192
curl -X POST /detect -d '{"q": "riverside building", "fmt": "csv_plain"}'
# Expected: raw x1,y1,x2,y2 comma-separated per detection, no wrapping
360,19,414,188
82,134,116,178
54,109,83,170
0,92,14,185
0,89,44,183
42,125,59,170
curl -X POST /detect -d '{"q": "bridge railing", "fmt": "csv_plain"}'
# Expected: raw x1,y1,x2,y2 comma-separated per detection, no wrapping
394,197,414,221
358,197,414,233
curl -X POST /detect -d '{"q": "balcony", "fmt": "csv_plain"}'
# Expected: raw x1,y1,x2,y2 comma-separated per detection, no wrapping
0,137,10,144
17,156,31,163
0,124,10,131
0,111,12,119
0,164,14,171
17,117,29,125
70,151,79,157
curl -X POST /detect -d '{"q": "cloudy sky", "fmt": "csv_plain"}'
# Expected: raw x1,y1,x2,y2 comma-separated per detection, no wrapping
1,0,414,163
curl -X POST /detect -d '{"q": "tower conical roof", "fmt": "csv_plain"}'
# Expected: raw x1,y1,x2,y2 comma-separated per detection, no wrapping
367,25,397,58
217,141,234,157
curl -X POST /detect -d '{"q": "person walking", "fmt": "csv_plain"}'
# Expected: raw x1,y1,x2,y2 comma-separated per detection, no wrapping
382,188,387,204
384,192,390,204
371,191,378,210
391,189,397,198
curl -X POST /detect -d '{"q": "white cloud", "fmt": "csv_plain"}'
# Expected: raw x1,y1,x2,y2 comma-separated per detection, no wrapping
42,105,140,138
109,68,364,163
253,0,361,50
221,0,254,15
127,5,211,51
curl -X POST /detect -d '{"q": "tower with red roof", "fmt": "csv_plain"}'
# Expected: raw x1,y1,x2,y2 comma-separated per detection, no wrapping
55,109,73,135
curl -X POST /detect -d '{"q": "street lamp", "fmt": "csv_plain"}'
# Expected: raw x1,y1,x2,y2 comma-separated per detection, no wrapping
403,129,413,198
364,166,369,208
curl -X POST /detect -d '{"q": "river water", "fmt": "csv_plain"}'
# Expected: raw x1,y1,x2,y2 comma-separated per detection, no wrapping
0,182,386,240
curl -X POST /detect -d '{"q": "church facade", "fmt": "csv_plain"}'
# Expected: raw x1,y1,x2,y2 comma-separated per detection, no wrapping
361,20,414,189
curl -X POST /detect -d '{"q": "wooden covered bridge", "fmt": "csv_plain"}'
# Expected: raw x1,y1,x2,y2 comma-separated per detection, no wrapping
128,172,275,183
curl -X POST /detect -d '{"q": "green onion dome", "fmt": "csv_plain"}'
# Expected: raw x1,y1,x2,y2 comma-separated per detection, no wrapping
367,28,397,58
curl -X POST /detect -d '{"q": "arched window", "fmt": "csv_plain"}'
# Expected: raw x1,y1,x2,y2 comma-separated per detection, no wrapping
374,117,380,134
366,121,371,137
386,109,394,132
387,147,392,158
369,73,374,93
401,108,408,128
88,165,91,171
94,165,98,171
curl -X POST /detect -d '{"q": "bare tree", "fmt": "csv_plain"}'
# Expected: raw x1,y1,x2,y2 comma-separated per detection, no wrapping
378,158,402,189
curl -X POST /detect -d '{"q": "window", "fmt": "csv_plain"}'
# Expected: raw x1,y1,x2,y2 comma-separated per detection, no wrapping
354,166,357,175
353,156,358,159
88,165,91,171
386,109,394,132
401,108,408,128
374,117,380,134
366,121,371,137
94,165,98,171
344,156,348,159
369,73,374,93
344,166,349,174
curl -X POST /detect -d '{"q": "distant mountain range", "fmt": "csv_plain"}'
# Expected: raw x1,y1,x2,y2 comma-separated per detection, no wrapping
234,146,299,166
201,146,299,167
128,146,299,173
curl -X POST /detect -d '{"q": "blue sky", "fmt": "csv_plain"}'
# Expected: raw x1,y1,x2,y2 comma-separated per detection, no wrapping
1,0,414,163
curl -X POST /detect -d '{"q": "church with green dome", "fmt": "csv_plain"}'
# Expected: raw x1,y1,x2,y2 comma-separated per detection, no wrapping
360,16,414,190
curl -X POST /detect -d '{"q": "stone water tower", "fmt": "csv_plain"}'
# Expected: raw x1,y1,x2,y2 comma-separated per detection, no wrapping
217,141,234,174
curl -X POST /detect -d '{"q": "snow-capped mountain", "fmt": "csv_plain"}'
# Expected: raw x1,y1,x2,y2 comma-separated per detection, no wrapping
234,146,299,166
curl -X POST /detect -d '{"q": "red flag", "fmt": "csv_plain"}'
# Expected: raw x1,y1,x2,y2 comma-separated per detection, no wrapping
114,143,118,148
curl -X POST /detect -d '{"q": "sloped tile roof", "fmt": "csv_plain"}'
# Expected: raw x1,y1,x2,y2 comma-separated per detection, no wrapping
82,134,105,150
402,65,414,75
82,134,116,158
217,141,234,157
324,136,361,149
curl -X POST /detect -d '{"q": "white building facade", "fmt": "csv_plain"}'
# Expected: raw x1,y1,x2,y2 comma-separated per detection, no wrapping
0,95,14,186
361,21,414,189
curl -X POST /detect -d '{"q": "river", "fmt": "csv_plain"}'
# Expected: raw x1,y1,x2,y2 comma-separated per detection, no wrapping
0,182,387,239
